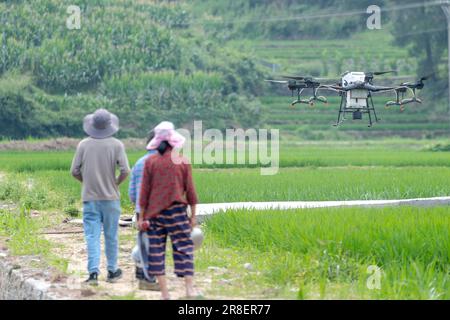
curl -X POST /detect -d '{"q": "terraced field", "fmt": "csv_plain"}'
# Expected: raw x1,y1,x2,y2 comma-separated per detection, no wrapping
231,32,449,137
259,96,449,138
233,32,413,73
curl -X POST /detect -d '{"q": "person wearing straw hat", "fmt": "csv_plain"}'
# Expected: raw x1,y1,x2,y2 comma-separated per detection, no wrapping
138,121,199,300
71,108,130,286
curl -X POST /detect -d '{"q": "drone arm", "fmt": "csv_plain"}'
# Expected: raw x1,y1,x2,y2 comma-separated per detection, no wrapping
364,83,397,92
368,85,409,94
317,85,343,93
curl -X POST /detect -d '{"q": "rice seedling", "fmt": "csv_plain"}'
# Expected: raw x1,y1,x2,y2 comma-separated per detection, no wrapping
1,142,450,173
199,206,450,299
0,166,448,212
0,141,448,299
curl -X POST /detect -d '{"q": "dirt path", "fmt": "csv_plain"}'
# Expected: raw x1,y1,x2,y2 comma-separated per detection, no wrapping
43,225,222,300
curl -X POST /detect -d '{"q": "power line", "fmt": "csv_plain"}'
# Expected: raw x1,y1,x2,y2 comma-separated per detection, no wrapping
190,0,445,25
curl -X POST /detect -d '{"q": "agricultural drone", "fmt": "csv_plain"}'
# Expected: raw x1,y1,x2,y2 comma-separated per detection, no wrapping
266,71,429,127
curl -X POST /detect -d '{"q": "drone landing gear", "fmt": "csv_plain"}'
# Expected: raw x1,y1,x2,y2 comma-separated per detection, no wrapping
290,86,328,108
334,95,379,127
385,88,422,112
367,109,373,128
291,99,309,107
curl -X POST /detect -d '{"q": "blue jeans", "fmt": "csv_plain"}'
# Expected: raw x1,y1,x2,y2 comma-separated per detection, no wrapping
83,200,121,274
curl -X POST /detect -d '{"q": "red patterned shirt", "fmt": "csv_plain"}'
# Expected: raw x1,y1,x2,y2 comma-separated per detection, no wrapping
139,147,198,219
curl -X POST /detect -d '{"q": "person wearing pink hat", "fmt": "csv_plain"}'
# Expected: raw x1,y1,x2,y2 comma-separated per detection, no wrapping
145,121,186,150
138,121,200,300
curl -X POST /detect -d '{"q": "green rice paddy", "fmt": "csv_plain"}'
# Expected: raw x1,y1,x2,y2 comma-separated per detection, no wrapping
200,206,450,299
0,140,449,299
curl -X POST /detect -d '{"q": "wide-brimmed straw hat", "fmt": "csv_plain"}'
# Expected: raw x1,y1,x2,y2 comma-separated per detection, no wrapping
146,121,185,150
83,108,119,139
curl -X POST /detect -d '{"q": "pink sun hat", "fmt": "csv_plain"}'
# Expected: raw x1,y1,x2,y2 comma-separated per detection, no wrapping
146,121,186,150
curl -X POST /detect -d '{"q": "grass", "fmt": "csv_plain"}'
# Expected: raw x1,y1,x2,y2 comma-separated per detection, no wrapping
0,208,69,273
0,141,449,211
0,172,74,210
195,167,450,202
109,292,143,300
1,142,450,172
1,166,449,213
0,209,49,256
198,206,450,299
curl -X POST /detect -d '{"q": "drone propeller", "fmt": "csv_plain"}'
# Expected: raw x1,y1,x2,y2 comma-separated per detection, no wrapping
369,71,397,76
315,77,339,82
388,74,432,83
419,74,433,81
281,75,304,80
265,79,288,84
398,74,432,89
281,75,337,82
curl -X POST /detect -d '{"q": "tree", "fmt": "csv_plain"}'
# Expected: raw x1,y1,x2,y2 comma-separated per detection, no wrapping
389,0,448,101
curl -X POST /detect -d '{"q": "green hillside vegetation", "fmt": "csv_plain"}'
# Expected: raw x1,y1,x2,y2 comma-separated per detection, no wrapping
189,0,387,40
0,0,264,138
1,0,448,139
